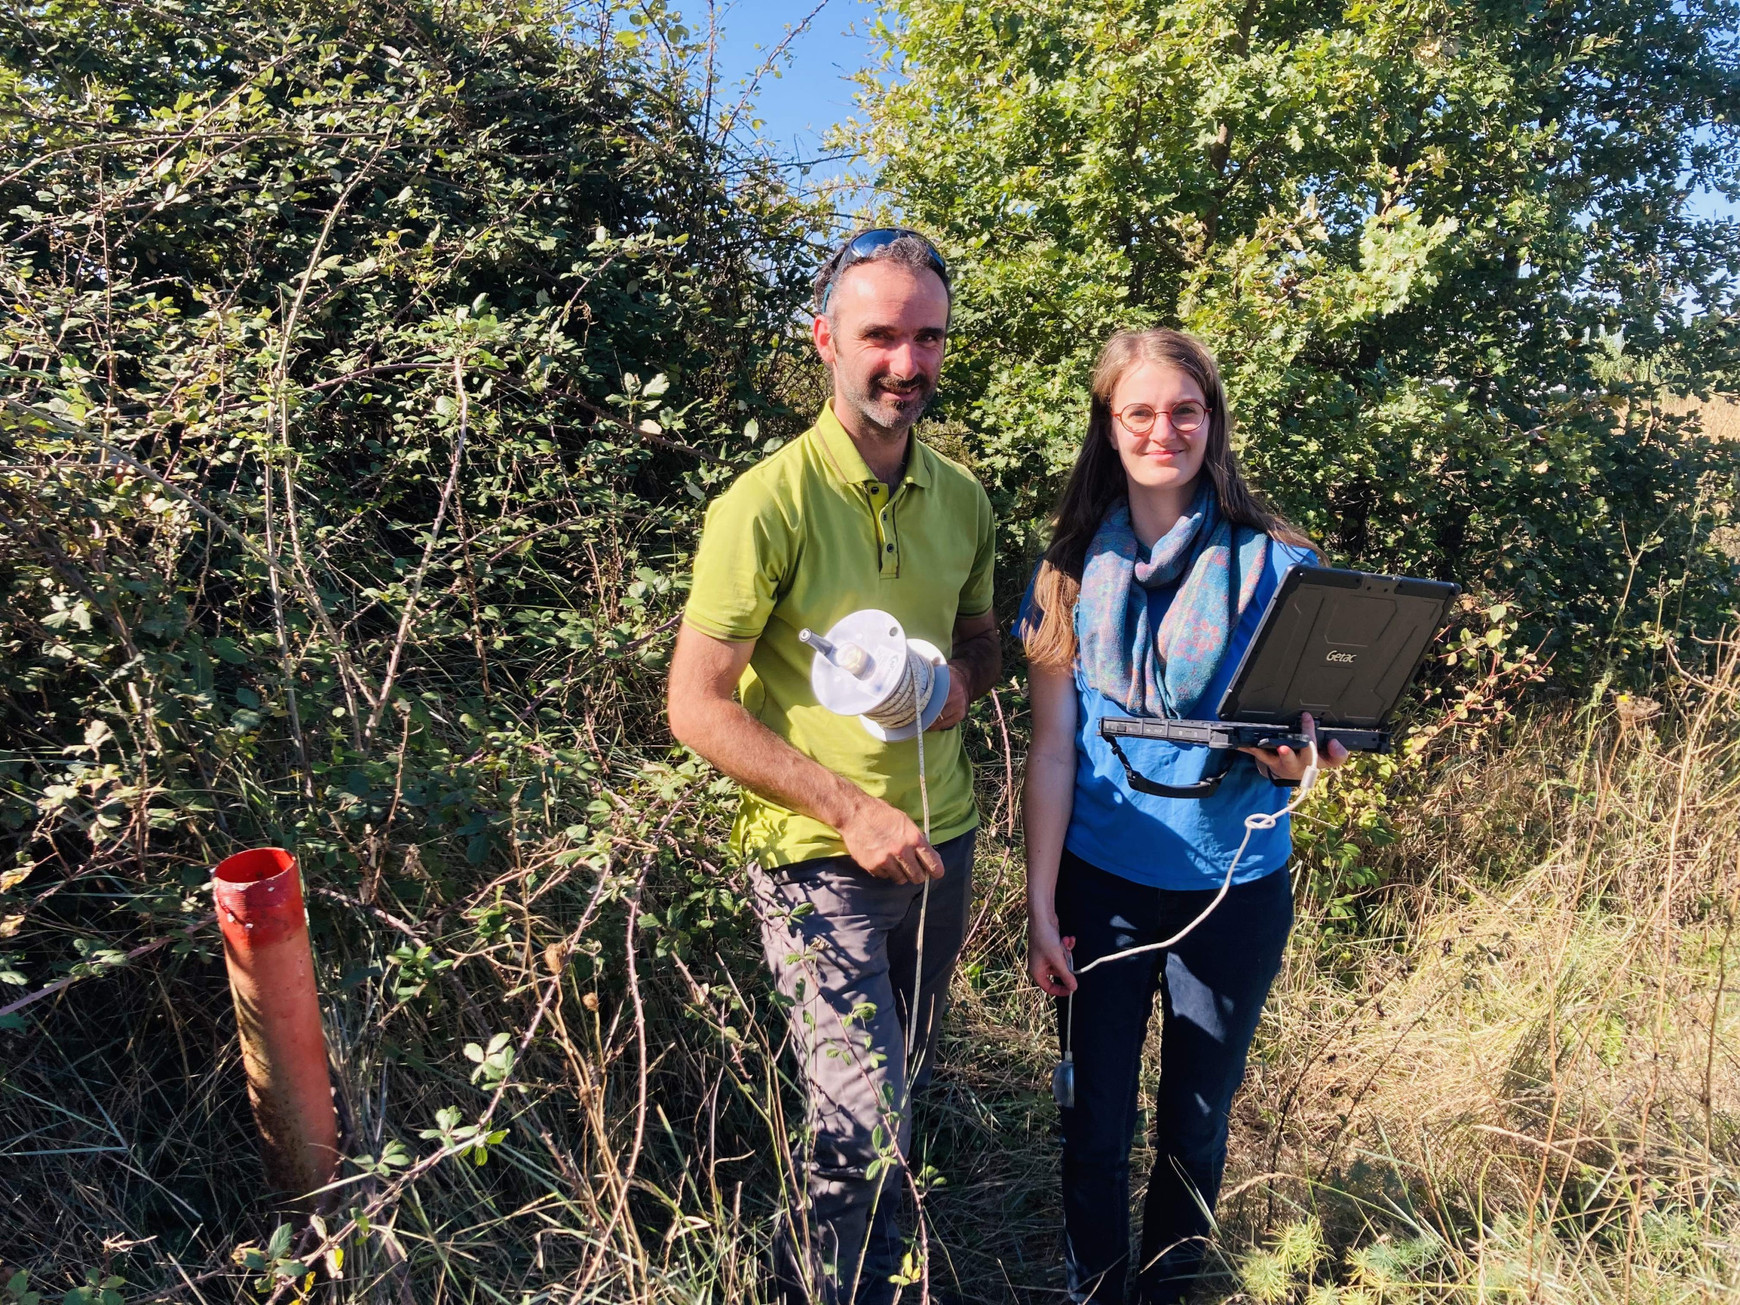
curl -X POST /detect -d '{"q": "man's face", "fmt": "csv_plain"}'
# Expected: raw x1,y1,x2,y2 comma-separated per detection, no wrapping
812,260,950,438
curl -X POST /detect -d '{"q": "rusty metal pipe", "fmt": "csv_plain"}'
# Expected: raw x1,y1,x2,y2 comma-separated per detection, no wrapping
213,847,338,1203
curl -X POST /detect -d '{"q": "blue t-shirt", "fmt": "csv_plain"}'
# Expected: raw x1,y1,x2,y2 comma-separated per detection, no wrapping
1019,540,1316,890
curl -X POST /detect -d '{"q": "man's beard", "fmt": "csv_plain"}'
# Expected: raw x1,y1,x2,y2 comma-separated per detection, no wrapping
843,370,936,437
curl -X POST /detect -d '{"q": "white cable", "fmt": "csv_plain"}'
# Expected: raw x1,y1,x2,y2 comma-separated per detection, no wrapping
860,648,935,734
841,638,935,1070
864,646,934,1073
908,713,932,1070
1069,739,1319,976
1054,741,1321,1108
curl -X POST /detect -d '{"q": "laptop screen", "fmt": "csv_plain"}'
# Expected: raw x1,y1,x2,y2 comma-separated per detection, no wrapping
1216,566,1459,728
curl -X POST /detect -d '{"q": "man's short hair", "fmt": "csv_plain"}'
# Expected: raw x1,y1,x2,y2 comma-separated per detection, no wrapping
812,228,952,318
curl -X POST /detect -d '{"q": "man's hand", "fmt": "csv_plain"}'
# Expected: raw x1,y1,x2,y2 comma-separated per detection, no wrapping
673,625,934,877
928,609,999,732
1238,710,1349,782
928,666,970,731
838,793,944,883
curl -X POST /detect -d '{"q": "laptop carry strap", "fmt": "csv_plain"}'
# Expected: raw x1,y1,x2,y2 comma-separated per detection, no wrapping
1103,731,1235,800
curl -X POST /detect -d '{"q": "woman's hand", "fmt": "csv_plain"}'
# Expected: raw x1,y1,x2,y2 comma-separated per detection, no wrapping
1238,711,1349,784
1028,915,1078,996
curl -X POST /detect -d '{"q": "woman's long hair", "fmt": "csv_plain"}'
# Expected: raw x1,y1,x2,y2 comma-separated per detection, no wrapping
1023,329,1314,669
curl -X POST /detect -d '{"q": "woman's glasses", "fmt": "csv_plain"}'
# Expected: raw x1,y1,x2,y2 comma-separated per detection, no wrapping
1114,401,1209,436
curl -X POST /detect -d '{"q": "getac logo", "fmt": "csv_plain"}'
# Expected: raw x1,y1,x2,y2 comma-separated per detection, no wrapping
1325,650,1358,664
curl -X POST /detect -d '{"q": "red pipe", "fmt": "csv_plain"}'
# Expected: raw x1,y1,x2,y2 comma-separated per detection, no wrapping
213,848,339,1204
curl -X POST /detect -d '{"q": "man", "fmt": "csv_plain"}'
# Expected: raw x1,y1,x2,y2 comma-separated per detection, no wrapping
667,228,1000,1304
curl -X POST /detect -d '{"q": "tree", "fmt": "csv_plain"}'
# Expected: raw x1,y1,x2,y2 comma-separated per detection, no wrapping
0,2,835,1287
0,0,820,898
852,0,1740,674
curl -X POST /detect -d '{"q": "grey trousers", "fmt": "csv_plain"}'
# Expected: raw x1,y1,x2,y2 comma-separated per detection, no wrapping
751,829,976,1305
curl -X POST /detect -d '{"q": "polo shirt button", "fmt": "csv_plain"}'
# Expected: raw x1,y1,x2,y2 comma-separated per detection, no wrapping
886,544,894,553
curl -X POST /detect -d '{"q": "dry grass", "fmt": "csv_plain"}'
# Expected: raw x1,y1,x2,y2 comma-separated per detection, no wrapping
4,651,1739,1302
1214,644,1740,1302
1656,394,1740,442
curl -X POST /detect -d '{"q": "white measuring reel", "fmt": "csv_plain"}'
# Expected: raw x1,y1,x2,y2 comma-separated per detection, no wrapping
797,609,949,740
797,609,949,1074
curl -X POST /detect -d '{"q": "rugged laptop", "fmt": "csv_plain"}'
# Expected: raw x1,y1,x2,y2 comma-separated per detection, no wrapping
1099,565,1459,796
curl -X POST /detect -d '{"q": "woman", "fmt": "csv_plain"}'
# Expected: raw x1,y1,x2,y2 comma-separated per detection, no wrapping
1019,329,1349,1304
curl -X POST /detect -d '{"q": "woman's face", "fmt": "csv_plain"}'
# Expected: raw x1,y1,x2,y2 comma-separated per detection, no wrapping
1106,361,1210,498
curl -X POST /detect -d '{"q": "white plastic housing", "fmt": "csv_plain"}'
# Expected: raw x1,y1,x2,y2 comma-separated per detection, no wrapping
805,609,912,716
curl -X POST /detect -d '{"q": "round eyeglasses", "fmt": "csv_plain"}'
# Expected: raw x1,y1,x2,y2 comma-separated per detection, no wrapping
1114,401,1209,436
818,228,952,310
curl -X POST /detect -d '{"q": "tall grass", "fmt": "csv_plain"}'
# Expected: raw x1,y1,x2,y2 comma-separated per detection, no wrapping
1657,395,1740,443
4,645,1738,1302
1215,640,1740,1303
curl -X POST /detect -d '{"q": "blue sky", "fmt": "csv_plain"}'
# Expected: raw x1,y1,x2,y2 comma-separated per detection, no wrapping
702,1,1735,226
704,0,881,208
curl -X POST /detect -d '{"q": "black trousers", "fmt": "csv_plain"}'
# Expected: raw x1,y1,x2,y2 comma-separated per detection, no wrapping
1054,851,1293,1304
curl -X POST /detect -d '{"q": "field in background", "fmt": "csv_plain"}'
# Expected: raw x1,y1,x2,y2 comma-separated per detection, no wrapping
1658,396,1740,442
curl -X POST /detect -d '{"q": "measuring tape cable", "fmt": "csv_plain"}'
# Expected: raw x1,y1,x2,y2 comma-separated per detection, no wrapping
798,619,942,1079
1054,740,1319,1109
862,649,936,1072
860,648,936,735
1070,738,1318,975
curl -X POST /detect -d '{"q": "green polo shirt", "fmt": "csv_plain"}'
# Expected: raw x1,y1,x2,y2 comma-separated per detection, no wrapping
683,401,996,868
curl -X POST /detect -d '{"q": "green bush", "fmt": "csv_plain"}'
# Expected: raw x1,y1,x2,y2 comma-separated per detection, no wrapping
0,0,830,1291
0,0,820,897
850,0,1740,675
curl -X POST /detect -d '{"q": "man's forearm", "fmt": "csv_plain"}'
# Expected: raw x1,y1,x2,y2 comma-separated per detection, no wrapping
948,625,1002,704
677,696,865,830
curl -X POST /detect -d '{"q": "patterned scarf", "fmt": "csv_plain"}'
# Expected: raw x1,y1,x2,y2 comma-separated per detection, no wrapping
1076,485,1270,718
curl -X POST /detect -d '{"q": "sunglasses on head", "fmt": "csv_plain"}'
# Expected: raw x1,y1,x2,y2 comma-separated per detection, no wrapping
818,228,951,310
